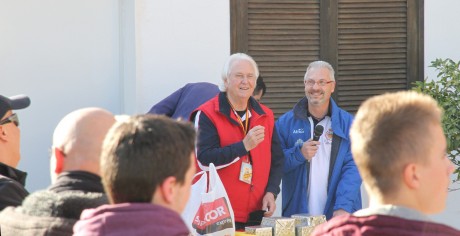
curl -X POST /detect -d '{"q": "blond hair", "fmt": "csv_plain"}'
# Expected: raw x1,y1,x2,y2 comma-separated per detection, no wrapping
350,91,442,196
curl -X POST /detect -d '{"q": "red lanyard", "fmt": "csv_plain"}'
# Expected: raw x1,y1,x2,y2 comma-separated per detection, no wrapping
228,99,252,163
228,99,249,134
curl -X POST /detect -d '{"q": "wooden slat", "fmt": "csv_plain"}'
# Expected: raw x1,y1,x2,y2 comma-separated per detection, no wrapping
336,0,408,112
247,0,320,118
231,0,422,116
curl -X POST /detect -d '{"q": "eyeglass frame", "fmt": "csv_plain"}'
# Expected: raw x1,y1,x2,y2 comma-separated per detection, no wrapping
0,113,19,127
304,79,334,87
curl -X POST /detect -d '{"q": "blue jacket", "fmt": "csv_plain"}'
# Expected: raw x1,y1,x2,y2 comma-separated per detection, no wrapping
147,82,219,119
275,97,362,219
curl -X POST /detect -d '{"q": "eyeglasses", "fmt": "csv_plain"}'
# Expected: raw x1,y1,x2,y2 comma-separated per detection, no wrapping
305,79,334,87
0,113,19,127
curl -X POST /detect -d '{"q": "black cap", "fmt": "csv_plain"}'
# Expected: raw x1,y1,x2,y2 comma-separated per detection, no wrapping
0,94,31,119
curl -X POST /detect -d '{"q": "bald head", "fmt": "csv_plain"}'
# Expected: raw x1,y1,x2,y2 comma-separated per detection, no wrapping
51,108,115,181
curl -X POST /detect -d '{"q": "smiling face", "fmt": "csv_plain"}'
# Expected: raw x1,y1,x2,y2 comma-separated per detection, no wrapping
224,59,257,106
304,67,335,107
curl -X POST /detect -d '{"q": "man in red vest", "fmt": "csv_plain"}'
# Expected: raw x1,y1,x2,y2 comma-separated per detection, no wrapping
191,53,284,230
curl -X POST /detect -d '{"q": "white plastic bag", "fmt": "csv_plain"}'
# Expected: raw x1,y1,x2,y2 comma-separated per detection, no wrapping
182,163,235,236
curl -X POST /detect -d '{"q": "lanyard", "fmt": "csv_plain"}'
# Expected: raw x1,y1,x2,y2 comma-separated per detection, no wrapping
228,100,249,134
228,99,252,164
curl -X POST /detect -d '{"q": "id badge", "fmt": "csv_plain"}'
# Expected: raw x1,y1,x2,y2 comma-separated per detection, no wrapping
239,162,253,184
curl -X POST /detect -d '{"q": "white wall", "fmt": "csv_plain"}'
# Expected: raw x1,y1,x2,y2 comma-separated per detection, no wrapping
0,0,230,192
136,0,230,113
424,0,460,229
0,0,121,191
1,0,459,228
424,0,460,80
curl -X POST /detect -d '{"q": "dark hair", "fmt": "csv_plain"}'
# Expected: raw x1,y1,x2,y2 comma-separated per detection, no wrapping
101,115,196,204
254,76,266,96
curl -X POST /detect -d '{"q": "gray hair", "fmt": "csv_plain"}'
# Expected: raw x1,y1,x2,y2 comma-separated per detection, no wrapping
219,53,259,91
304,61,335,82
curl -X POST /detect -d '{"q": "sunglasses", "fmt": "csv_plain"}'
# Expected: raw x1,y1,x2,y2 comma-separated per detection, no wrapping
0,113,19,127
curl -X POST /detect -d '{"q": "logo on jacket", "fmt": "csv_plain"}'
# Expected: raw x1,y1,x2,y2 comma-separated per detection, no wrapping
293,128,304,134
325,128,333,144
295,139,304,146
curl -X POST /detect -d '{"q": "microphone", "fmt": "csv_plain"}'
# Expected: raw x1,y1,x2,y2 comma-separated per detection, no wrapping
313,125,324,141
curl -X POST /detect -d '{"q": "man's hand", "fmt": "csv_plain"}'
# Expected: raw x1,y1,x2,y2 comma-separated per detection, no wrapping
332,209,348,217
243,125,265,151
262,192,276,217
301,139,320,162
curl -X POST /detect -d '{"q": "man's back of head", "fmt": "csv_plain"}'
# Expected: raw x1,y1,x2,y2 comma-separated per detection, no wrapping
350,91,454,214
50,107,116,182
101,114,196,211
253,76,266,102
0,107,116,236
312,91,459,236
73,115,196,236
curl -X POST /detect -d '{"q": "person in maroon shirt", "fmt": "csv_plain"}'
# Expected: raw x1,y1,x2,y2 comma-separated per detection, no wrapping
73,115,196,236
313,91,460,236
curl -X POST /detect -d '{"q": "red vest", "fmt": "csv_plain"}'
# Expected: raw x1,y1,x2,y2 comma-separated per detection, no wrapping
197,96,275,223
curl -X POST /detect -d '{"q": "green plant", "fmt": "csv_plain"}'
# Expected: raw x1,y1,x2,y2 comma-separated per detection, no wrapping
412,58,460,181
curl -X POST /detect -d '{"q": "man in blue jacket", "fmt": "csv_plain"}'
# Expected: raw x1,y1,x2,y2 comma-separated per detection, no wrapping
275,61,362,220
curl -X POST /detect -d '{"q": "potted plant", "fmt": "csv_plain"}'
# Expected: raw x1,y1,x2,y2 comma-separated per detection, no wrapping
412,58,460,181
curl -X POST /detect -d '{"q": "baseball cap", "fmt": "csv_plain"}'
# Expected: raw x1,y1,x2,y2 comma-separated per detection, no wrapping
0,94,31,119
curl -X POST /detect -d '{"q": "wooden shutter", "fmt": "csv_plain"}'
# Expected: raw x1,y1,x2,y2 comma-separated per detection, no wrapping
231,0,320,118
231,0,423,115
333,0,423,113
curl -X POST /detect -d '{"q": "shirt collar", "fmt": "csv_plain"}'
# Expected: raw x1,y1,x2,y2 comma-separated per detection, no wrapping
353,204,431,222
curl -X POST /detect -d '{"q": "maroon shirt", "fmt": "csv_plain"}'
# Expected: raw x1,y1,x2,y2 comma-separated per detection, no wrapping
74,203,189,236
312,214,460,236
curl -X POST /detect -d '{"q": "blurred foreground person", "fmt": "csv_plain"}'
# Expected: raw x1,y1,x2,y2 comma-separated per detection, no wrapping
0,107,115,235
73,115,196,236
0,94,30,210
312,91,460,236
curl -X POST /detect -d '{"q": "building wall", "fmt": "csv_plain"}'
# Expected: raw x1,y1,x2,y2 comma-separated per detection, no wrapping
424,0,460,228
0,0,121,191
136,0,230,113
424,0,460,80
0,0,459,229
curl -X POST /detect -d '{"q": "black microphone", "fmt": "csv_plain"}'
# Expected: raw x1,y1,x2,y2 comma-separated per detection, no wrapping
313,125,324,141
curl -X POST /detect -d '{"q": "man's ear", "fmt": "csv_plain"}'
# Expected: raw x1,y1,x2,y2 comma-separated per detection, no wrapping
53,147,65,174
158,176,177,204
403,163,420,190
0,126,7,141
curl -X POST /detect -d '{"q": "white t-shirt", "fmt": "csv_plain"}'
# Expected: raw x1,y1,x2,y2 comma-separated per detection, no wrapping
307,116,332,215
